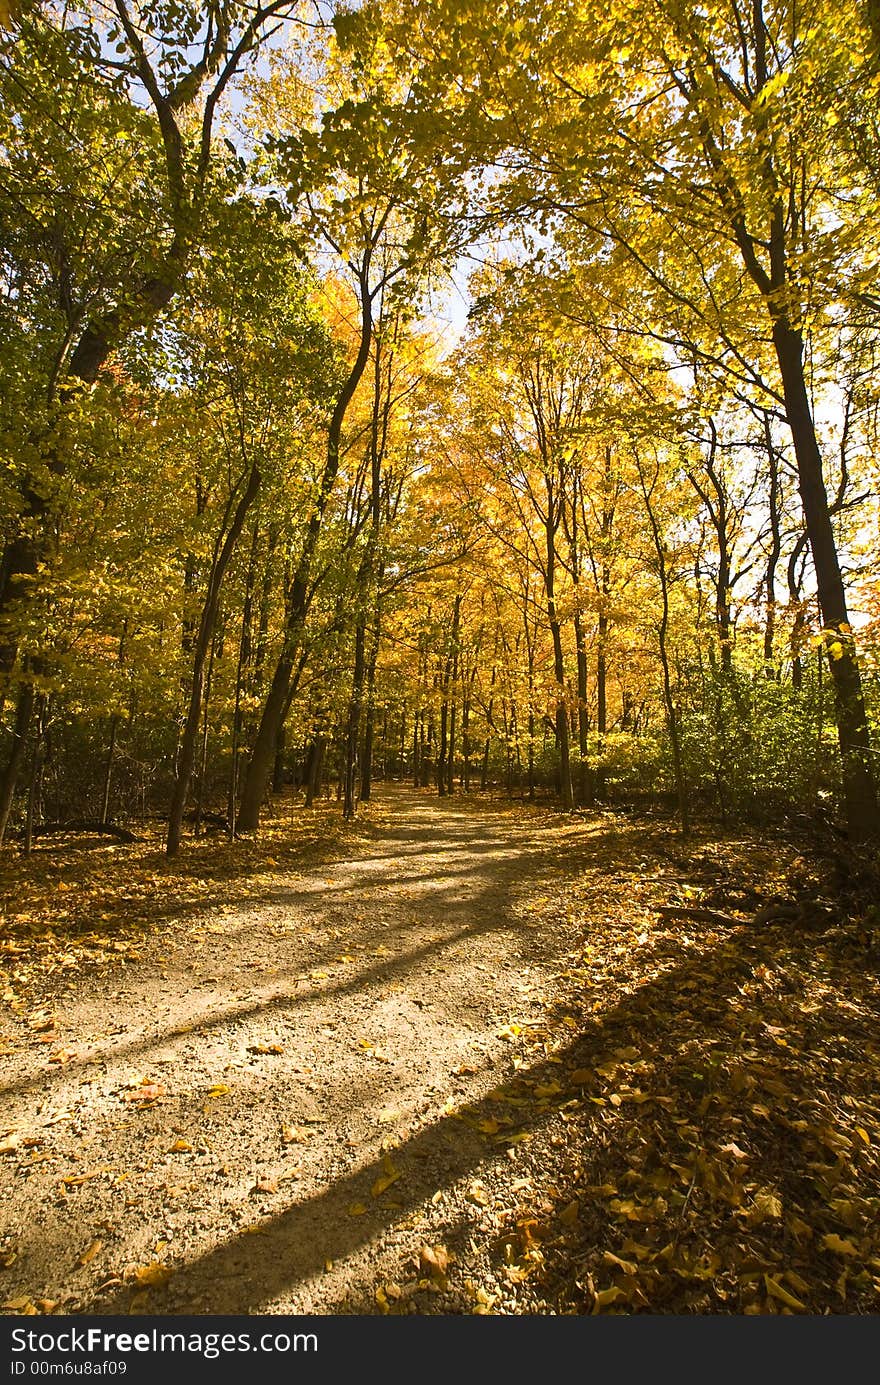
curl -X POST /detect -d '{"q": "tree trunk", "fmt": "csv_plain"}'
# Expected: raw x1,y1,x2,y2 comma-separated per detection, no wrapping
445,594,461,797
762,411,782,673
437,674,448,798
305,734,325,808
166,461,260,856
546,504,573,809
101,716,119,828
360,612,381,802
228,522,259,839
638,457,689,834
772,318,878,838
574,610,591,805
194,624,219,835
23,697,46,858
0,679,34,844
343,620,366,818
238,267,374,832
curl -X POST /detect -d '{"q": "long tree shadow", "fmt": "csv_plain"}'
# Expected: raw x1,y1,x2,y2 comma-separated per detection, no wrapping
0,809,661,1103
76,909,879,1316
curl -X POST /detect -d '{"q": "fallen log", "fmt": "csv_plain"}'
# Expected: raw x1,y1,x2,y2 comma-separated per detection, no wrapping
21,820,137,844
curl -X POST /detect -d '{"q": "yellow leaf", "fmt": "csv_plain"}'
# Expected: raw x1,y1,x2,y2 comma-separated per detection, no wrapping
855,1127,871,1146
76,1239,103,1267
787,1214,813,1242
206,1084,230,1098
477,1118,501,1135
821,1233,858,1257
170,1140,193,1153
419,1244,451,1279
60,1170,103,1188
765,1275,808,1311
124,1082,165,1103
371,1155,401,1197
347,1202,368,1217
593,1285,627,1310
133,1263,172,1289
748,1191,783,1223
783,1269,811,1296
559,1200,580,1226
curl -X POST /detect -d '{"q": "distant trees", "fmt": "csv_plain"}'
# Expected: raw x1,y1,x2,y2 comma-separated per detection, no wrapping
0,0,876,845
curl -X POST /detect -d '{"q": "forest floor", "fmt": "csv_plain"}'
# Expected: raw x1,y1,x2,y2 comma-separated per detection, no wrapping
0,784,878,1316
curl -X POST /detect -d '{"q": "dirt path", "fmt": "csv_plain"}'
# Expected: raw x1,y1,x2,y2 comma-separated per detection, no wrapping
0,786,586,1315
5,789,879,1317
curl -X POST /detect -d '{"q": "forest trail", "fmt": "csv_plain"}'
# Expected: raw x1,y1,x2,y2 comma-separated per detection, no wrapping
2,788,879,1316
0,786,594,1314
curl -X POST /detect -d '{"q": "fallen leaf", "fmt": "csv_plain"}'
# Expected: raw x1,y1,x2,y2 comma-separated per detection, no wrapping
2,1297,36,1313
76,1239,103,1267
419,1244,452,1281
748,1191,783,1224
593,1285,627,1310
533,1081,562,1098
371,1155,401,1198
60,1171,104,1188
765,1274,808,1311
124,1083,165,1103
133,1263,172,1289
821,1234,858,1257
719,1142,749,1159
169,1140,193,1153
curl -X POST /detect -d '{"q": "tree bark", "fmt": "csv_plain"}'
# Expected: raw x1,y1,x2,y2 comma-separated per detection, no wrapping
238,266,374,832
166,461,260,856
772,318,878,838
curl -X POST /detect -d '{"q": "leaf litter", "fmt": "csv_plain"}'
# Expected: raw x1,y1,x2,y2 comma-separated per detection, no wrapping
0,789,877,1315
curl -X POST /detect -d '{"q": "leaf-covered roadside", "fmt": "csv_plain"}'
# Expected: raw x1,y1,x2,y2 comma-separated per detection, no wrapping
1,792,878,1316
0,802,356,1003
427,827,880,1315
